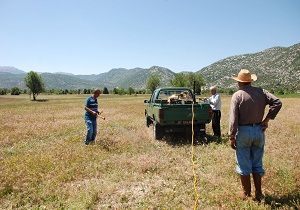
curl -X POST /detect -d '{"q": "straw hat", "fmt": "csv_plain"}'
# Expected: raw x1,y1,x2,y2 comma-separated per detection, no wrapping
232,69,257,83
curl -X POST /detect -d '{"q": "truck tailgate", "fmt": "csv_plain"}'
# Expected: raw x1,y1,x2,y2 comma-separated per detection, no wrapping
158,103,212,125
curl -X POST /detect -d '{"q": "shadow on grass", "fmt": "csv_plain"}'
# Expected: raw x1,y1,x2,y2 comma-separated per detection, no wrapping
264,190,300,209
161,133,225,146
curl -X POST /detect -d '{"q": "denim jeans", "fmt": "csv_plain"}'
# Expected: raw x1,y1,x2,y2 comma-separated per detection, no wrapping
235,125,265,176
85,117,97,145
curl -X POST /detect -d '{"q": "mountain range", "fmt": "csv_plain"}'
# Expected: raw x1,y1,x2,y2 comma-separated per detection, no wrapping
0,42,299,91
0,66,176,90
198,43,300,90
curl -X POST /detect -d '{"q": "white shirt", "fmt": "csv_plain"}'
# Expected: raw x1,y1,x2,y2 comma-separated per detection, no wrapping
208,93,221,111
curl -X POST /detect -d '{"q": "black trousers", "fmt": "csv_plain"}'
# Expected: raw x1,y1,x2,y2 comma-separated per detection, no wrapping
212,110,221,137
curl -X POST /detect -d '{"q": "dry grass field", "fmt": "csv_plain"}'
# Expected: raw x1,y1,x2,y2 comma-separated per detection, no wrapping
0,94,299,209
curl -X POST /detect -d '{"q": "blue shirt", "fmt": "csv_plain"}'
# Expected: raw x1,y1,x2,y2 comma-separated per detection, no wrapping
85,96,98,119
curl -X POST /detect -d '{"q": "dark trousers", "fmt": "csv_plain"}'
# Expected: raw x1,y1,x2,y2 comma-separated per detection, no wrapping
212,110,221,137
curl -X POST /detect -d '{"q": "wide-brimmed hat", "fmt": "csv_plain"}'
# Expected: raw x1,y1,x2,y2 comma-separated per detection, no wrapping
232,69,257,83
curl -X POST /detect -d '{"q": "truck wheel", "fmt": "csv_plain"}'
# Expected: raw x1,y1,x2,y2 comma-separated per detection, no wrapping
146,116,151,127
153,123,163,140
198,124,208,144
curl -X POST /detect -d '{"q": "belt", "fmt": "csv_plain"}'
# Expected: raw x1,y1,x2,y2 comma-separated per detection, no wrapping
239,122,261,126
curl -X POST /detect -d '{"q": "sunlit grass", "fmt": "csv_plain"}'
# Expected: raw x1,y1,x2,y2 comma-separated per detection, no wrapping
0,94,299,209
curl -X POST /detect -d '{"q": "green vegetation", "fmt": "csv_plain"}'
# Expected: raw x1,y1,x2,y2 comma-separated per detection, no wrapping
24,71,45,100
103,87,109,94
0,88,8,95
128,87,135,95
171,72,205,94
147,74,160,93
10,87,21,95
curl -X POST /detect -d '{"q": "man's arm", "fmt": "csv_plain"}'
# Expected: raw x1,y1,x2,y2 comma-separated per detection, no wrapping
85,107,98,116
262,90,282,131
229,94,239,150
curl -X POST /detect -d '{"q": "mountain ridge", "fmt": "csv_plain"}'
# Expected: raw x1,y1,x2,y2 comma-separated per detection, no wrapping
1,43,299,91
198,43,300,90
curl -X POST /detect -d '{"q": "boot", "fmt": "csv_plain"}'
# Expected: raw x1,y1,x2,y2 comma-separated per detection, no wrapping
240,175,251,199
252,173,263,202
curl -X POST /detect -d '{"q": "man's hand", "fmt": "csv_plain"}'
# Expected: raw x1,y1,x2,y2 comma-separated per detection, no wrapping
92,111,98,116
230,138,236,150
261,118,270,131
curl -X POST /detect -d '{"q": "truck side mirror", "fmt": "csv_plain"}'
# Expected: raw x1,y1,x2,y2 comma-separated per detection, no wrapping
144,100,149,103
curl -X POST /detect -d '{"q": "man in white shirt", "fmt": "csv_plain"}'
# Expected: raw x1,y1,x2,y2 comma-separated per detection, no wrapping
208,85,221,138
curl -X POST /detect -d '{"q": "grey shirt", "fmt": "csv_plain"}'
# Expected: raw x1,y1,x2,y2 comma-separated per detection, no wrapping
229,85,282,137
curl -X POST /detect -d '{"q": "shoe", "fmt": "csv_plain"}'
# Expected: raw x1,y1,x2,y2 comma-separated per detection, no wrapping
254,192,264,203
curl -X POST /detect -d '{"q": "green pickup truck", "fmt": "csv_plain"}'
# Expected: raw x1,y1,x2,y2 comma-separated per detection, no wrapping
144,87,213,140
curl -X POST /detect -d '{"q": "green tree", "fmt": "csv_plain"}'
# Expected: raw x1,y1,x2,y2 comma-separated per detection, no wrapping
147,74,160,93
186,73,205,94
113,87,119,94
24,71,45,100
118,88,126,95
128,87,135,95
83,89,92,94
0,88,8,95
11,87,21,95
170,73,187,87
171,73,205,94
103,87,109,94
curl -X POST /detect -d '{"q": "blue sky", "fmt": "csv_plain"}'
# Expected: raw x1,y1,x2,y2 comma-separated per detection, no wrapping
0,0,299,75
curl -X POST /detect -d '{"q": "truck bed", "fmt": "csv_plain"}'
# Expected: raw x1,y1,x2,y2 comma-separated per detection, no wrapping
151,102,212,125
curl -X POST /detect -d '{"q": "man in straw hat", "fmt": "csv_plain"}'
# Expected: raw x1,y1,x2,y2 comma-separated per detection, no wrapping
229,69,282,201
208,85,222,138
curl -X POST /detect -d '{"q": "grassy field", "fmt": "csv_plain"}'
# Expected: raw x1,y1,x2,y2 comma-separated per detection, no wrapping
0,94,299,209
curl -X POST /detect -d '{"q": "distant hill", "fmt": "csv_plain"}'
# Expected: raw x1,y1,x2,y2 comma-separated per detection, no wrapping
40,73,98,89
95,66,175,89
1,43,299,91
0,72,26,88
0,66,175,90
198,43,300,90
0,66,26,74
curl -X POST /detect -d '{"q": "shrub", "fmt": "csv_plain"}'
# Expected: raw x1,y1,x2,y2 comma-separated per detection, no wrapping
11,87,21,95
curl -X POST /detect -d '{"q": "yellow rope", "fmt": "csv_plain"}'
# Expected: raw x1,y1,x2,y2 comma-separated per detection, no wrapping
191,101,199,209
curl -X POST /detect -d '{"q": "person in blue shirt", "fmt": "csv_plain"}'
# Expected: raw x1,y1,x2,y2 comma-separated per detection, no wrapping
84,89,101,145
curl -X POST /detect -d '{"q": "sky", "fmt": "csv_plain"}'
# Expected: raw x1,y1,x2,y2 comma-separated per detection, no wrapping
0,0,299,75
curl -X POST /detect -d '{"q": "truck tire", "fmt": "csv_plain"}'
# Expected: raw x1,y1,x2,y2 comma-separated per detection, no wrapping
198,124,208,144
153,123,163,140
146,116,151,127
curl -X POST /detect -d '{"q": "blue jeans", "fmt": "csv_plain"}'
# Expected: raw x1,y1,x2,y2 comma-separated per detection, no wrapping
85,117,97,145
235,125,265,176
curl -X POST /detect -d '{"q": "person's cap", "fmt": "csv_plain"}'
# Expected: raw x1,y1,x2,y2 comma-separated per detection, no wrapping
232,69,257,83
